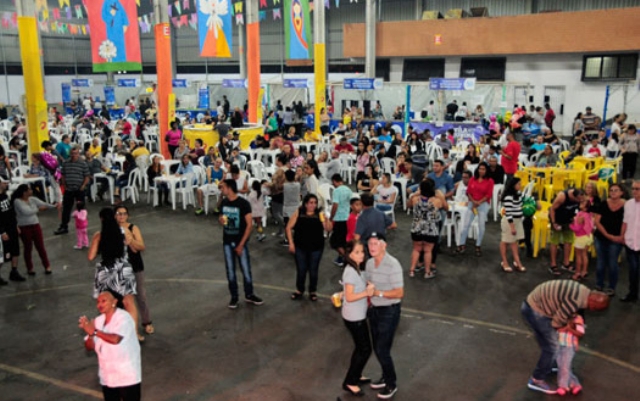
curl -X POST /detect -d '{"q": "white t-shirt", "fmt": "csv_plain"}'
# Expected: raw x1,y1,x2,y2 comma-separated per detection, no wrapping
341,266,368,322
89,308,141,387
83,99,92,110
376,184,396,204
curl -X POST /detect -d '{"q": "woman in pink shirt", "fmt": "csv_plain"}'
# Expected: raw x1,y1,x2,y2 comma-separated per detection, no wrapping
456,162,494,256
165,121,182,157
355,141,369,181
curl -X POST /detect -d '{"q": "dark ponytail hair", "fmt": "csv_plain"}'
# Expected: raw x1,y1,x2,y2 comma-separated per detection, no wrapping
98,207,125,265
344,240,365,272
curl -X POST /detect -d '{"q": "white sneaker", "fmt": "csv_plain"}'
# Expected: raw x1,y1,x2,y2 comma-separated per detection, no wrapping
73,245,83,250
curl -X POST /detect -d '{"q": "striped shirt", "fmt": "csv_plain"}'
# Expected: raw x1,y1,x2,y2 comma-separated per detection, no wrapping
502,193,523,223
61,159,90,191
527,280,590,328
366,252,403,307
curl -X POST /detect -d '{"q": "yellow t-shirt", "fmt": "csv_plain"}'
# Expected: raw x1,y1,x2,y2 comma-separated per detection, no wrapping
88,145,101,158
304,131,322,142
131,146,150,159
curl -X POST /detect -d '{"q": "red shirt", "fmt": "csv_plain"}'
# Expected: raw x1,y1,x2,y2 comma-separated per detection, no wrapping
122,121,132,136
502,140,520,174
346,212,358,242
466,177,494,204
335,143,354,153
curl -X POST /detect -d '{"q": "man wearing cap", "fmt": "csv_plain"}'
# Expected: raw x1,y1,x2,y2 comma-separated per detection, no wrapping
521,280,609,394
354,193,394,245
366,233,403,399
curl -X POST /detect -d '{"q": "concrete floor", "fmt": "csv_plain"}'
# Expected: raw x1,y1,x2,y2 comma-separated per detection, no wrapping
1,196,639,401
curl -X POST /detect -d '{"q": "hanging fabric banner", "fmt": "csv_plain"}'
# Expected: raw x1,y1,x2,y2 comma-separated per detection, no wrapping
284,0,312,60
84,0,142,72
104,86,116,106
197,0,232,57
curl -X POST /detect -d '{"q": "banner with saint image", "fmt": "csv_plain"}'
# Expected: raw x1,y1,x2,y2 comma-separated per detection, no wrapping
84,0,142,72
197,0,232,57
284,0,312,60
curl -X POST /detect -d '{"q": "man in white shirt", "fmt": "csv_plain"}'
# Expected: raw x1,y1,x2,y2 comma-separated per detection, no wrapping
584,138,606,157
620,180,640,302
82,96,92,111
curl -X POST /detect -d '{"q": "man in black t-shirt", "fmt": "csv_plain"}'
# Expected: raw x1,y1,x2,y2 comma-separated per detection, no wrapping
219,179,263,309
0,179,24,284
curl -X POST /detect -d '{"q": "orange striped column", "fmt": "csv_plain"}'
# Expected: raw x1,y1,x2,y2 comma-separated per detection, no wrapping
154,5,173,159
246,0,261,124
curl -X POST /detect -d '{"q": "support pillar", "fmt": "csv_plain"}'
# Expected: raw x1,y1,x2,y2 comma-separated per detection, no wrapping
313,0,326,134
16,0,48,155
365,0,377,78
154,0,174,159
404,85,411,137
238,24,247,79
246,0,261,124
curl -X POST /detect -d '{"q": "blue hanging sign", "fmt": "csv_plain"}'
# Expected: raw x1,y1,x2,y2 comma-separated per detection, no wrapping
71,79,93,87
104,86,116,106
283,78,312,89
172,79,190,88
61,83,72,103
429,78,476,91
198,86,210,109
222,79,248,89
343,78,383,90
117,78,141,88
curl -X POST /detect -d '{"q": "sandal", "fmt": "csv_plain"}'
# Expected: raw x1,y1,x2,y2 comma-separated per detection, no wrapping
424,270,437,279
513,262,527,272
409,270,415,278
501,262,513,273
454,246,466,255
475,247,482,257
144,324,155,335
309,293,318,302
291,292,303,300
561,263,575,273
548,266,562,276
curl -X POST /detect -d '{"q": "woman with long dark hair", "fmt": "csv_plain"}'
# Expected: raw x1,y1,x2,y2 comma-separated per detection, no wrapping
12,184,57,275
340,239,374,396
115,205,154,336
499,177,526,272
456,162,494,256
408,180,446,279
286,194,332,301
89,208,143,342
593,183,626,296
303,159,321,196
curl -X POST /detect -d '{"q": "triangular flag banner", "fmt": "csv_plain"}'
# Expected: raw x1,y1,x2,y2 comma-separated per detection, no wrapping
136,0,140,6
188,13,197,30
75,5,83,19
234,2,243,13
40,21,50,32
42,8,49,21
258,10,266,21
335,0,339,7
235,14,244,25
52,8,60,20
180,14,188,26
171,16,180,28
309,2,314,11
183,0,190,11
81,24,86,34
50,21,57,32
85,24,90,35
65,6,71,20
260,0,267,8
274,0,281,4
58,0,70,8
325,0,330,9
273,9,281,20
174,1,181,15
70,24,78,34
167,5,172,18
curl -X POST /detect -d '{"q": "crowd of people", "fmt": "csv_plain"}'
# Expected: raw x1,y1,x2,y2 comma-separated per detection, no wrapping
0,96,638,400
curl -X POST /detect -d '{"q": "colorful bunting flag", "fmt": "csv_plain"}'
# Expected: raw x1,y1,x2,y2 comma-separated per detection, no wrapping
75,5,83,19
260,0,267,8
66,6,71,20
58,0,70,8
174,1,182,15
188,13,197,30
259,10,266,21
52,8,60,20
234,2,243,13
273,9,281,20
325,0,330,9
81,24,86,35
183,0,190,11
235,14,244,25
335,0,339,7
168,5,172,18
310,2,314,11
274,0,281,4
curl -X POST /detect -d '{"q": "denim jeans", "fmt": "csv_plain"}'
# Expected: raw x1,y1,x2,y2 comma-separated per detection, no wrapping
556,345,580,389
520,301,558,380
626,246,640,298
343,319,372,386
294,248,323,293
368,303,401,389
458,202,490,247
375,204,393,213
223,243,254,299
595,236,623,290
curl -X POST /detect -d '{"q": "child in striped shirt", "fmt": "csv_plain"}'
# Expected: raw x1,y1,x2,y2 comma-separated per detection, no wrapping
556,314,585,396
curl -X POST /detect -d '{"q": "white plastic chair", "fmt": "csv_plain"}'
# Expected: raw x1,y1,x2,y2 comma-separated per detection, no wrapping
379,157,396,175
142,130,159,153
491,184,504,222
318,183,334,218
247,160,266,181
192,165,206,186
339,154,356,184
121,168,141,204
176,173,195,209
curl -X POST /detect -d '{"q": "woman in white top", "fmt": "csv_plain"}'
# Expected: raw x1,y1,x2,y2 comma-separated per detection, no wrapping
340,240,374,396
620,124,639,180
372,173,397,214
79,291,142,401
610,113,627,137
303,160,320,197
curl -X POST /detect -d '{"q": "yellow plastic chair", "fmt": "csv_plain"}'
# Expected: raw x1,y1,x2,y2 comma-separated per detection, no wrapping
532,210,550,258
595,167,616,198
515,169,531,188
558,151,571,166
543,170,569,201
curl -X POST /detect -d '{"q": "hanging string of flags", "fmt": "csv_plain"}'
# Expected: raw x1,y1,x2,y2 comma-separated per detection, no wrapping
0,0,358,33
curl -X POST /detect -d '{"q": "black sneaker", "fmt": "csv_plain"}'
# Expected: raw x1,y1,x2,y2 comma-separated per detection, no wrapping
370,378,386,390
228,298,239,309
377,386,397,399
9,269,26,282
245,294,264,305
53,227,69,235
0,276,7,286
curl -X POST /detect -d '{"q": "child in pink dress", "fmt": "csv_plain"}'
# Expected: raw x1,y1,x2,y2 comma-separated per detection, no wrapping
569,200,594,280
72,201,88,250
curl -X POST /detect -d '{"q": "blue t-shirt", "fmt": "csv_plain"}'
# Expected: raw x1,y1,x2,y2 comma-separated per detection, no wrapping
332,184,353,222
378,134,392,144
56,142,71,160
208,167,224,183
531,143,546,152
427,171,454,194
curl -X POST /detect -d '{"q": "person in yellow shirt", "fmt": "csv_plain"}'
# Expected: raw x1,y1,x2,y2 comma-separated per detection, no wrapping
88,138,102,158
303,128,322,142
130,140,150,159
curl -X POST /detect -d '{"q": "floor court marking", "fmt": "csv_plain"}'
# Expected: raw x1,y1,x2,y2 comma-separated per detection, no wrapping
1,278,638,399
